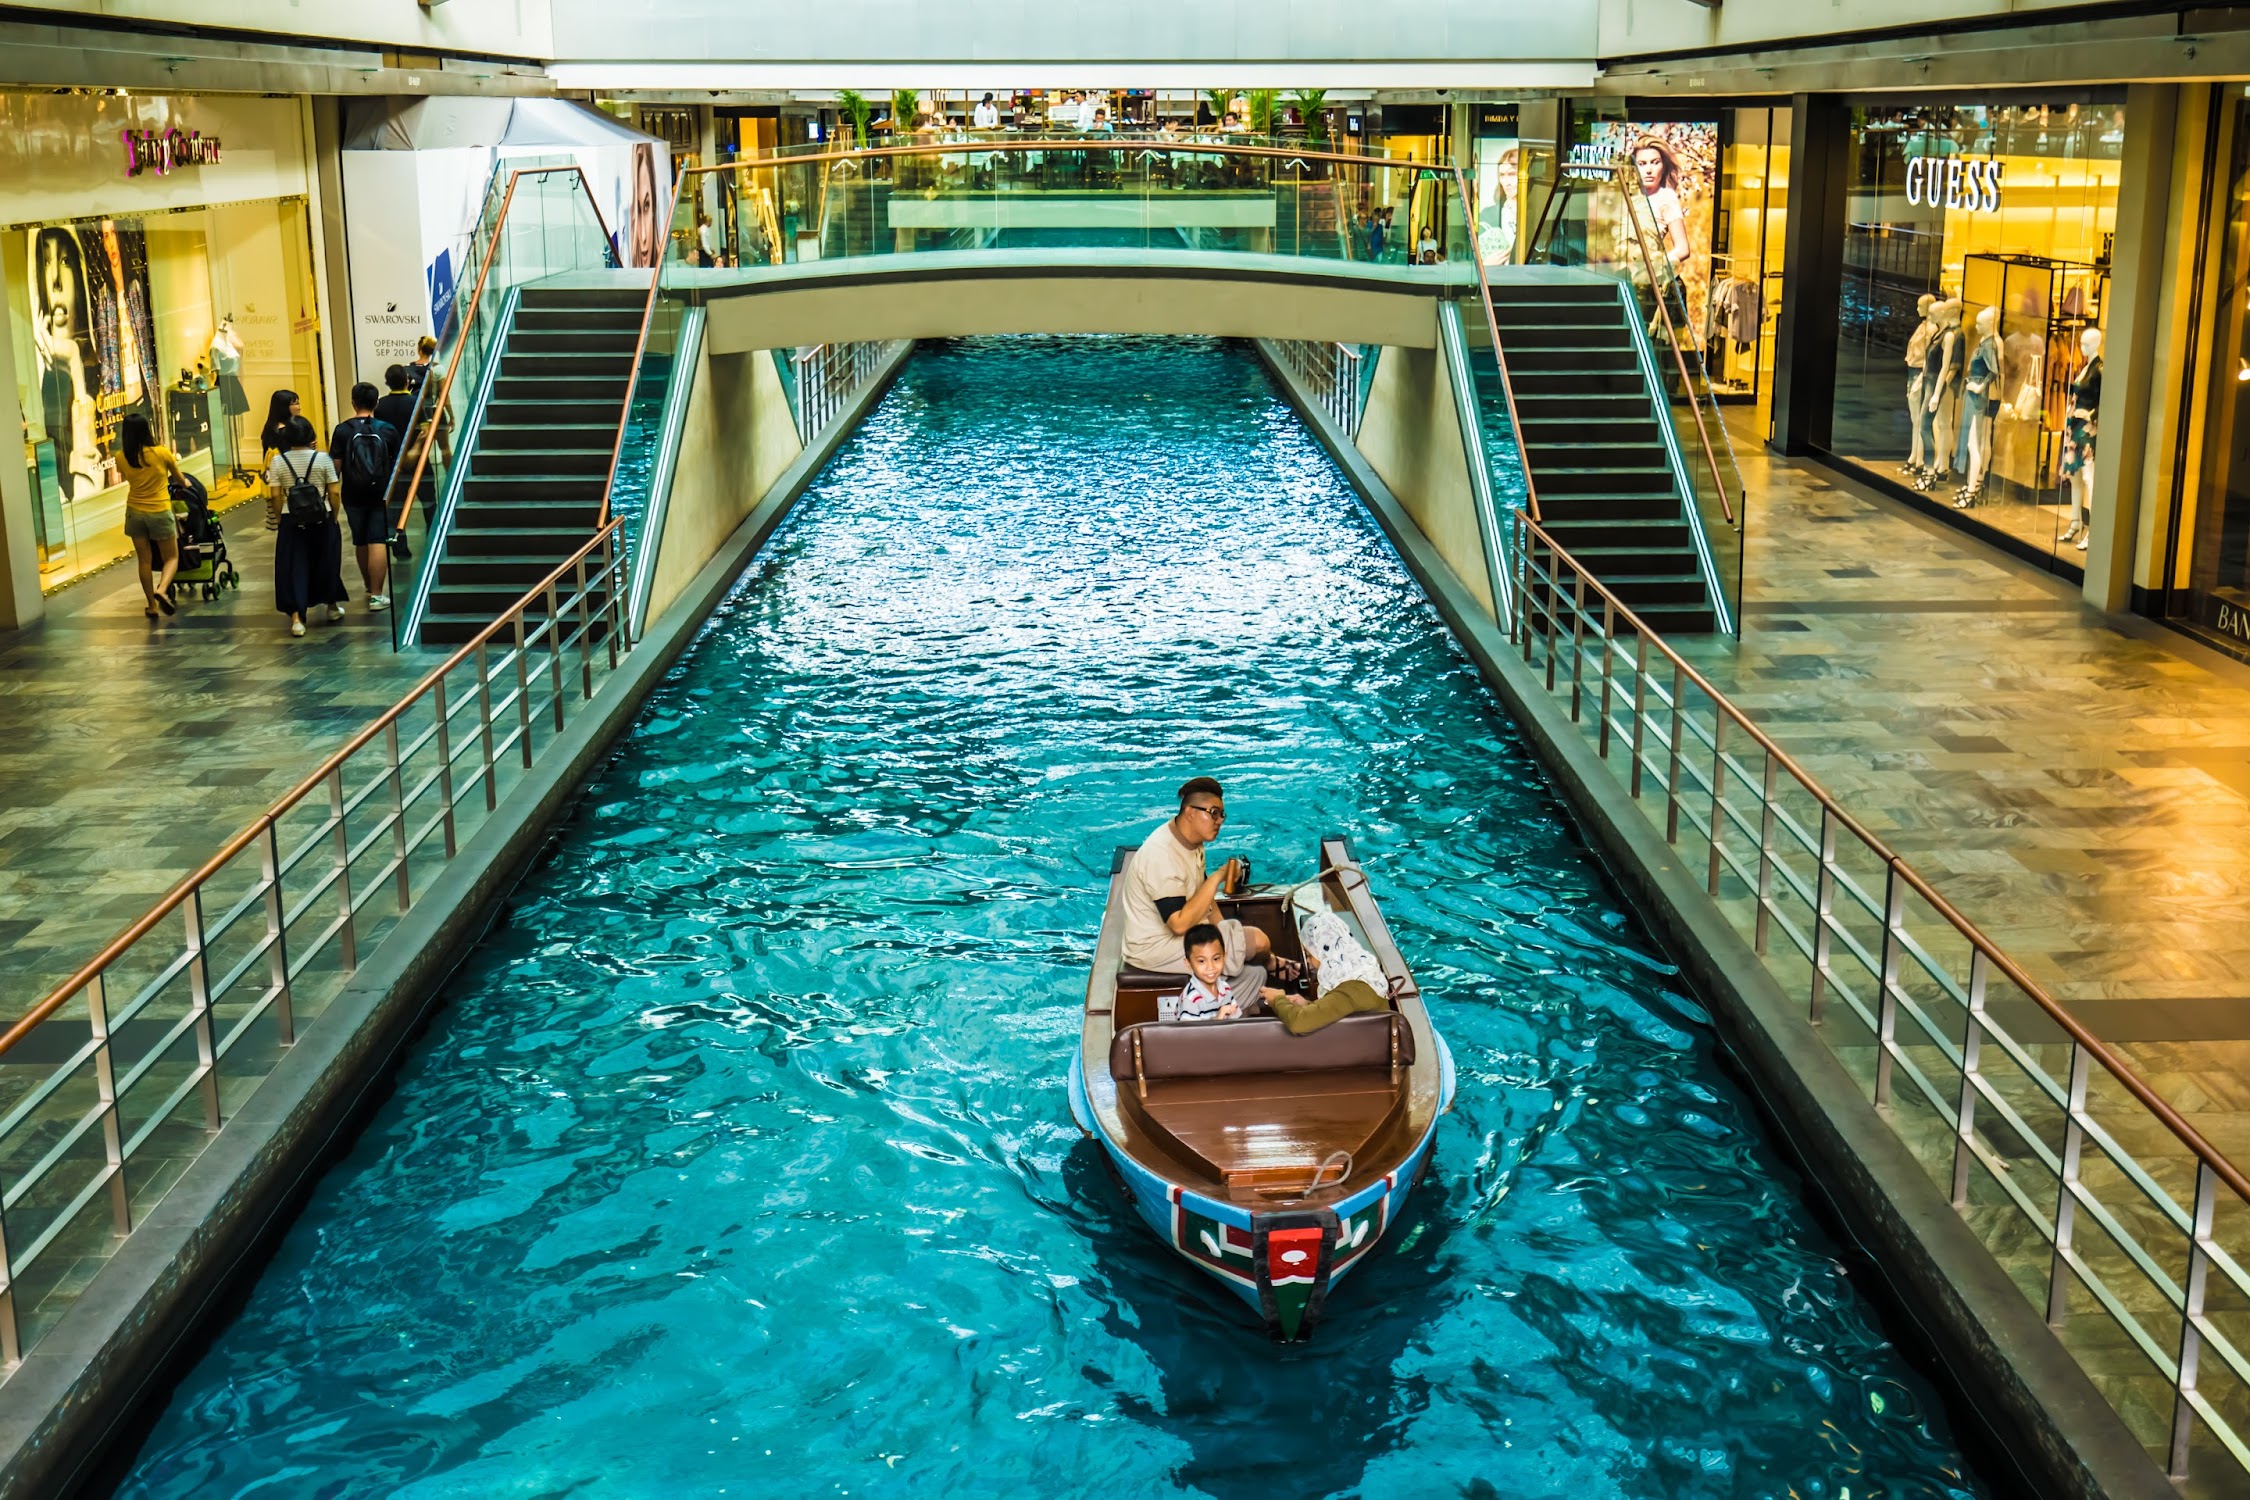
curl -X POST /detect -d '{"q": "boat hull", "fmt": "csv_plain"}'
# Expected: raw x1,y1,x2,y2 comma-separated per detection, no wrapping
1069,1034,1453,1339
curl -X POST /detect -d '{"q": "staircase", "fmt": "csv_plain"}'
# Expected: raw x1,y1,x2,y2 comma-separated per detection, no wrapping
1482,280,1717,634
416,283,642,646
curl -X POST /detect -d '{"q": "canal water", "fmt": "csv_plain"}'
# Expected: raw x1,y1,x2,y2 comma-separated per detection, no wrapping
119,337,1986,1499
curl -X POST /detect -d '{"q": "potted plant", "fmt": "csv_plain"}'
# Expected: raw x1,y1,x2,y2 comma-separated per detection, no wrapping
1203,88,1233,128
1291,89,1330,144
890,88,921,135
1246,90,1279,138
837,89,872,149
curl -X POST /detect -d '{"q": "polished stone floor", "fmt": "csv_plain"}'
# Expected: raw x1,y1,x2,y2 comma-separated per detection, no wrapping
0,507,435,1011
1684,417,2250,1161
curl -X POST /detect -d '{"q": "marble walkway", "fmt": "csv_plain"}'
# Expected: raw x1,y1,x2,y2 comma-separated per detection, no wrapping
0,507,437,1014
1675,422,2250,1159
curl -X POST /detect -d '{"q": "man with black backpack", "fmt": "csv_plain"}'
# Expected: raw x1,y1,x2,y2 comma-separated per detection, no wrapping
329,382,401,611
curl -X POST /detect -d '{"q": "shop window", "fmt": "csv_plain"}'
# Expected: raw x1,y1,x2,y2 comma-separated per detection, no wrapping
1828,100,2123,570
1713,107,1789,421
10,196,327,591
2170,89,2250,658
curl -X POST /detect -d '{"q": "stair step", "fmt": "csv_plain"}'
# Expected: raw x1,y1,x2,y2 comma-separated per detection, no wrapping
1603,574,1712,606
478,422,624,450
1537,494,1686,521
436,554,579,586
518,286,652,311
442,525,598,557
1488,303,1617,328
428,584,614,618
473,448,616,477
453,499,605,529
1510,349,1641,375
509,328,642,356
420,611,617,647
512,306,646,334
490,376,631,404
1488,283,1617,306
1497,324,1632,351
1509,370,1649,397
1536,468,1676,496
1538,516,1691,545
1556,545,1700,576
1520,445,1667,471
500,351,633,379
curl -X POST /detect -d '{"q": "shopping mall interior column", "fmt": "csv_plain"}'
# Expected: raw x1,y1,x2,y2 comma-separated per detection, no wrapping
0,301,45,629
2085,82,2177,611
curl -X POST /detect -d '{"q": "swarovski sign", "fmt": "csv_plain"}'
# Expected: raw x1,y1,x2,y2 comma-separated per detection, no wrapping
1905,156,2003,213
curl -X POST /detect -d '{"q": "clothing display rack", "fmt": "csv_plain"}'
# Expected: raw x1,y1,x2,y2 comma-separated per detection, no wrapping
1957,251,2108,503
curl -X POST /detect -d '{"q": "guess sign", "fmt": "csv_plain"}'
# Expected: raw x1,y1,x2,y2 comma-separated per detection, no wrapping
121,127,223,178
1905,155,2003,213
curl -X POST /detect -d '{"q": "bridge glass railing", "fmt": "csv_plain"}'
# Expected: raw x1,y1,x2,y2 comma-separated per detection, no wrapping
663,139,1454,271
388,166,622,650
1524,158,1747,633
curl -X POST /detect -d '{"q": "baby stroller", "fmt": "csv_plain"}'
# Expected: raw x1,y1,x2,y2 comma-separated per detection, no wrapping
169,472,240,602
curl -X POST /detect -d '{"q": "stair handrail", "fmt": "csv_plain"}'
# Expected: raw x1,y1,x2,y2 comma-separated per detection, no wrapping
1605,162,1738,528
385,165,620,546
1448,165,1542,524
597,175,677,532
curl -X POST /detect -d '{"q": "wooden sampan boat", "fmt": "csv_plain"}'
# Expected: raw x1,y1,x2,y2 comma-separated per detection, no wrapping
1067,835,1455,1341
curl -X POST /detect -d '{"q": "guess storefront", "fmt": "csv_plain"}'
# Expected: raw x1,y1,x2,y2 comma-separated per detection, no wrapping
1821,94,2125,574
3,91,334,592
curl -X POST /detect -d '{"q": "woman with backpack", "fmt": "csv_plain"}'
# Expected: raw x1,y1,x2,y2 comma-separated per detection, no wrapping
264,416,348,637
118,413,184,618
259,389,302,531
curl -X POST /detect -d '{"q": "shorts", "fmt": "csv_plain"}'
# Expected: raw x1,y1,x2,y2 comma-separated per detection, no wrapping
343,500,390,549
122,508,177,543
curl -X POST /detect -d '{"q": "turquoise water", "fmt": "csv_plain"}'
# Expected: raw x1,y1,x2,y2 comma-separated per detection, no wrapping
120,337,1986,1499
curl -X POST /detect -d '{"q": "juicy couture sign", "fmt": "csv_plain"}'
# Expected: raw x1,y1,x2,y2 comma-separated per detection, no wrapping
121,127,223,178
1904,155,2003,213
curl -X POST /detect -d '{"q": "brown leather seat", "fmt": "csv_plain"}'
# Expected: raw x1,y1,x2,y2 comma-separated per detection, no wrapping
1108,1012,1413,1083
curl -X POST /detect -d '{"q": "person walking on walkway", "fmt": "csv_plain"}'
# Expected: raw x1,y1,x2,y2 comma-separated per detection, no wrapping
330,382,400,611
118,413,183,619
259,389,302,532
266,416,348,638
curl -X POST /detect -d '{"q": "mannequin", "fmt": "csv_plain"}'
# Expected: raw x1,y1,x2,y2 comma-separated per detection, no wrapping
208,318,253,484
2060,327,2102,550
1902,293,1938,479
1913,300,1963,493
1954,306,2003,508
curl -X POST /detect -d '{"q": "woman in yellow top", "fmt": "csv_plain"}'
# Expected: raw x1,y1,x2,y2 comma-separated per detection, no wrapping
118,413,183,617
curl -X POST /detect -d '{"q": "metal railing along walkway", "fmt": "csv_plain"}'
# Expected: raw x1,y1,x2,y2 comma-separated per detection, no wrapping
1509,510,2250,1485
0,524,631,1368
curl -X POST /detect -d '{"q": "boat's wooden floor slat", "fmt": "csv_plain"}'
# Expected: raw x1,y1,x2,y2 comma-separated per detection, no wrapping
1139,1067,1403,1180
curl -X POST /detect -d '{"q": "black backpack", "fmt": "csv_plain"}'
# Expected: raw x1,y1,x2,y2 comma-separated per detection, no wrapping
277,452,328,529
339,417,392,495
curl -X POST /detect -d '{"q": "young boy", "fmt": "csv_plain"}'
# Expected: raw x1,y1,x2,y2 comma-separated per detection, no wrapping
1176,923,1285,1021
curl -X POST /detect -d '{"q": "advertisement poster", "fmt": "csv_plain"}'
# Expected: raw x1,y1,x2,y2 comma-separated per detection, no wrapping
1588,120,1717,343
1473,104,1520,267
28,220,156,503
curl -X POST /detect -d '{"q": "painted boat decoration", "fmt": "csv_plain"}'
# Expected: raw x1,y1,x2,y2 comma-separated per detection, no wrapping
1069,835,1454,1341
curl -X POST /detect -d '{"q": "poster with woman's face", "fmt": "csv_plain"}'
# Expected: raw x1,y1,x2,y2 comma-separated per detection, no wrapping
629,143,661,269
1589,120,1718,343
30,227,102,501
1475,140,1520,266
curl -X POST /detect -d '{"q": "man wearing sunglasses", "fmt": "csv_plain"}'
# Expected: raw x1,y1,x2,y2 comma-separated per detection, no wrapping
1121,776,1273,976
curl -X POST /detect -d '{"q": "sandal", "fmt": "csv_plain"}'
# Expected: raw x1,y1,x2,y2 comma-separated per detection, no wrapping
1268,956,1305,987
155,590,176,616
